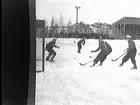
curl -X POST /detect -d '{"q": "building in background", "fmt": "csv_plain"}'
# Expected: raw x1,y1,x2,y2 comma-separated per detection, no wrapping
112,17,140,39
68,22,93,34
90,22,114,39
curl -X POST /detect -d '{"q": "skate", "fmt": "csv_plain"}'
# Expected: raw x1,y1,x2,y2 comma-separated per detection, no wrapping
131,64,138,70
131,67,137,69
77,51,81,54
46,58,49,61
49,59,55,62
98,62,102,66
90,62,96,67
98,64,102,66
90,65,95,67
119,63,123,67
119,61,124,67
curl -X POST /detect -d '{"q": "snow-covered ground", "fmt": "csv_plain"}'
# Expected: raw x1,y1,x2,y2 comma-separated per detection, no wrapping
36,38,140,105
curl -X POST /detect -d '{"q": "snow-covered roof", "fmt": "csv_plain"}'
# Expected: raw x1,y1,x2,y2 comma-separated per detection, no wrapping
112,17,140,25
70,23,92,30
36,20,45,28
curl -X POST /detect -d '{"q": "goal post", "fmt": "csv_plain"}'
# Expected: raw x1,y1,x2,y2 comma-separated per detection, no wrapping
36,20,45,72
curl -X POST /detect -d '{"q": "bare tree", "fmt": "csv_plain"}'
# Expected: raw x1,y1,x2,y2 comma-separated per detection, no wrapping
59,14,66,35
67,18,72,34
67,18,72,27
50,16,56,37
44,18,48,27
50,16,55,28
44,18,48,36
59,13,64,27
54,18,59,30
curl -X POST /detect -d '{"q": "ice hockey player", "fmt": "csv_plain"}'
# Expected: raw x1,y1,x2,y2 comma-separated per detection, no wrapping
90,36,112,67
77,37,86,53
119,35,137,69
45,37,59,62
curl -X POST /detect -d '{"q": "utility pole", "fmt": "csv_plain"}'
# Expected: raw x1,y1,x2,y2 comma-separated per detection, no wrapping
75,6,81,38
75,6,81,23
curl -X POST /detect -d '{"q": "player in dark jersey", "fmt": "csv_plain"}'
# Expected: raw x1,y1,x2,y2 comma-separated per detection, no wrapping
77,37,86,53
45,37,59,62
90,36,112,67
119,35,138,69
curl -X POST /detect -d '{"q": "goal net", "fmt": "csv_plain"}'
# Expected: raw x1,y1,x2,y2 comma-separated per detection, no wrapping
36,20,45,72
36,28,43,61
36,29,43,72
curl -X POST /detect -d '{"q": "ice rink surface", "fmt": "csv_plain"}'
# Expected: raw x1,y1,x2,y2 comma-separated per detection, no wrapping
36,38,140,105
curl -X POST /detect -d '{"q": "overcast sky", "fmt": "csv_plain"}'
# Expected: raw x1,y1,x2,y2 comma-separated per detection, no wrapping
36,0,140,25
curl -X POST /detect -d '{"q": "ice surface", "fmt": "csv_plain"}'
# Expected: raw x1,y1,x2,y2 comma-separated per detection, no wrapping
36,38,140,105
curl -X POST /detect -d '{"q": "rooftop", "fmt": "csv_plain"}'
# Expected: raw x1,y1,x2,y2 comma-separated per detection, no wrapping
112,17,140,25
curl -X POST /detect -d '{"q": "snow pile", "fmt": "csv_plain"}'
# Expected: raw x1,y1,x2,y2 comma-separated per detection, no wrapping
36,38,140,105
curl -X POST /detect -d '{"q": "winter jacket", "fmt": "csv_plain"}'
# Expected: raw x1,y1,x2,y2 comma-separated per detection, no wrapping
127,39,136,52
45,40,57,50
78,39,85,45
94,41,112,54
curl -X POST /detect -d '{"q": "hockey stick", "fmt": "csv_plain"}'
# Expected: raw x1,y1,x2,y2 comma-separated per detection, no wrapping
79,60,93,66
111,52,127,62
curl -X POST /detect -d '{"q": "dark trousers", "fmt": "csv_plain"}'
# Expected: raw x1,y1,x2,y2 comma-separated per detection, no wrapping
94,51,111,65
77,43,82,53
122,48,137,64
46,48,56,60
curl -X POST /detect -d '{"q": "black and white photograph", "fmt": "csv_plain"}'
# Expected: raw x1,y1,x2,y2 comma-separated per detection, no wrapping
35,0,140,105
